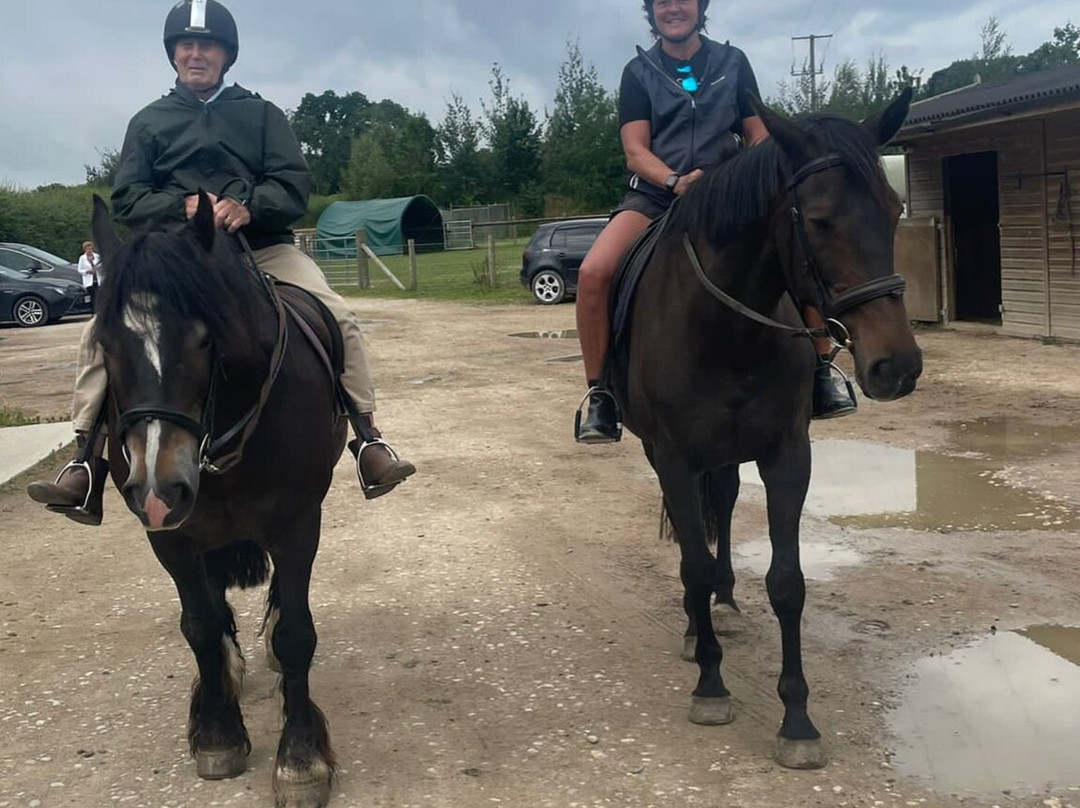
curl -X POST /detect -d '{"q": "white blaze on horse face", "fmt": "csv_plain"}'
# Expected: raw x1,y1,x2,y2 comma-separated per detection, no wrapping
122,293,164,381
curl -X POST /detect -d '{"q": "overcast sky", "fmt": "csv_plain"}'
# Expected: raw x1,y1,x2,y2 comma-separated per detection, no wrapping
1,0,1075,188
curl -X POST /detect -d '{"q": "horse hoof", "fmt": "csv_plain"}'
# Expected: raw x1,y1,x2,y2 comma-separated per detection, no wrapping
714,603,747,636
195,746,248,779
681,635,696,662
274,762,333,808
774,735,827,769
689,695,734,725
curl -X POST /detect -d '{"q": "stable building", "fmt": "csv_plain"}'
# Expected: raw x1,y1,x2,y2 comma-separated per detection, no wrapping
894,64,1080,339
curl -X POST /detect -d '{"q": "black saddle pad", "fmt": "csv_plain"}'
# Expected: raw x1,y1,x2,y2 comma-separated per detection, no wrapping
275,282,345,379
607,209,672,360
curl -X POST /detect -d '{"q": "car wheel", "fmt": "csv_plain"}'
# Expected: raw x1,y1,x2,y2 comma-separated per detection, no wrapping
531,270,567,305
13,295,48,327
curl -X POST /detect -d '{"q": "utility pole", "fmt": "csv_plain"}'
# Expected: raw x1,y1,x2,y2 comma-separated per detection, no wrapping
791,34,832,111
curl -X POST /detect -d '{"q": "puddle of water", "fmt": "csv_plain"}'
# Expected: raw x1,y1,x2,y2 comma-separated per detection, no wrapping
888,626,1080,796
950,416,1080,460
739,427,1080,531
508,329,579,339
545,353,583,364
733,539,863,581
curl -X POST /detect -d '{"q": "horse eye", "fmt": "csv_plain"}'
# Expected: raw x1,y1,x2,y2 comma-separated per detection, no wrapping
809,218,830,233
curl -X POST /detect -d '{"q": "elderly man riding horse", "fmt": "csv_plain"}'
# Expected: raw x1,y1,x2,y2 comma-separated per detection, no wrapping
28,0,416,523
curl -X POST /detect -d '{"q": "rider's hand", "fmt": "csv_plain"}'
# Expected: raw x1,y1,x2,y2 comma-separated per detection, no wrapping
213,197,251,233
674,169,704,196
184,192,219,219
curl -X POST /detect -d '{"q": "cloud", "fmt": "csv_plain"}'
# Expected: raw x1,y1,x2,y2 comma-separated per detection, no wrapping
1,0,1073,187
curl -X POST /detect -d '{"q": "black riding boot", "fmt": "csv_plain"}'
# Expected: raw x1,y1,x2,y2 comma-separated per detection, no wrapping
575,386,622,444
811,356,857,420
26,432,108,525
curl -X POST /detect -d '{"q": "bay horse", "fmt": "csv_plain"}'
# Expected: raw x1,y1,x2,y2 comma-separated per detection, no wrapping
607,89,921,769
90,194,345,808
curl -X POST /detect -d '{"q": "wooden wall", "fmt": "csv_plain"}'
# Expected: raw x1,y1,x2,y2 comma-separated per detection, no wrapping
905,117,1053,337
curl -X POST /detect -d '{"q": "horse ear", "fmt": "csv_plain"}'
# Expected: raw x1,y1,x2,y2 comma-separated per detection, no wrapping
743,90,810,162
862,86,913,146
192,189,216,252
90,195,122,257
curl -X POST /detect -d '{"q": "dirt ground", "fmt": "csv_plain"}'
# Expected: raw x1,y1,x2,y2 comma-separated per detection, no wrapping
2,302,1080,808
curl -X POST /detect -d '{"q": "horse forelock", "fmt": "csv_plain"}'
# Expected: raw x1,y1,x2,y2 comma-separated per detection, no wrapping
672,113,892,249
94,223,260,359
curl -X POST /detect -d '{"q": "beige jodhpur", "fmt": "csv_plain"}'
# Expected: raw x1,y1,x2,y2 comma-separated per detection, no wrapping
71,243,376,432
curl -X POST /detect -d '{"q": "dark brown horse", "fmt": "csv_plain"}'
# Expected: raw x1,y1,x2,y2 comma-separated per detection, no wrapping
90,194,345,808
607,90,921,768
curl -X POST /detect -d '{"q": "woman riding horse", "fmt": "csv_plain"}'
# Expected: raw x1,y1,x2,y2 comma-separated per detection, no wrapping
28,0,415,523
574,0,856,443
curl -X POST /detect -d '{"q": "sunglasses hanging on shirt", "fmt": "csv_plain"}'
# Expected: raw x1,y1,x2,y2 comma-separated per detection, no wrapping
676,64,699,93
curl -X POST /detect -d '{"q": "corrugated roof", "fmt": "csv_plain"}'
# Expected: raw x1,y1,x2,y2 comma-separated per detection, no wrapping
900,63,1080,131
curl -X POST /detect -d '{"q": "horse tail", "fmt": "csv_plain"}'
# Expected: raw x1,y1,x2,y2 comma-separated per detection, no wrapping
260,571,280,638
698,471,727,550
205,540,271,591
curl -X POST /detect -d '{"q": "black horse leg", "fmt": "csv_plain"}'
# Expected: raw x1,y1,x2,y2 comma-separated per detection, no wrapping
150,535,250,779
680,466,741,660
654,452,734,726
757,438,826,769
269,513,334,808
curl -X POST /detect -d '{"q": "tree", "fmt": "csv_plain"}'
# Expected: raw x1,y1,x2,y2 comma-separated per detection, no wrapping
435,93,484,205
84,148,121,188
771,54,914,119
340,101,438,200
481,65,543,214
1022,23,1080,71
289,90,371,195
543,41,624,212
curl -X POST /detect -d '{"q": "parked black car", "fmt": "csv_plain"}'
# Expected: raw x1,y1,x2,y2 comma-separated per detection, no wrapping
0,266,92,327
520,217,608,304
0,242,83,285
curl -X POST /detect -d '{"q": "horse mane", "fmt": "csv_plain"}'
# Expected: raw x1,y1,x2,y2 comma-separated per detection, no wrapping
669,113,892,249
94,222,262,357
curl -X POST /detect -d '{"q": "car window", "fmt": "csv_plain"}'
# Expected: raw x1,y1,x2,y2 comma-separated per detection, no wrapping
0,266,26,280
557,225,601,251
0,249,35,272
18,245,68,266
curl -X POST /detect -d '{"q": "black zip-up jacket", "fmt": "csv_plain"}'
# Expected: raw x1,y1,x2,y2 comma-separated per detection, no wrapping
112,82,309,249
623,38,752,205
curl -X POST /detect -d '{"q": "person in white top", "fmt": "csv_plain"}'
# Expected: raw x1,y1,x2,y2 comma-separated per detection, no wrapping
77,241,101,305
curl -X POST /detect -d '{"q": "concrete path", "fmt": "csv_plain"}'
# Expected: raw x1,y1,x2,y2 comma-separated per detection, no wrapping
0,422,72,485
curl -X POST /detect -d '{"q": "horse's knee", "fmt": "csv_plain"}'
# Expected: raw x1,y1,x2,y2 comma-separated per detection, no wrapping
272,618,317,671
765,566,806,617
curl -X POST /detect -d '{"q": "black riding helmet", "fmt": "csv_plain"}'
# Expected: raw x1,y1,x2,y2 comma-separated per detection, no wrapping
642,0,710,37
163,0,239,71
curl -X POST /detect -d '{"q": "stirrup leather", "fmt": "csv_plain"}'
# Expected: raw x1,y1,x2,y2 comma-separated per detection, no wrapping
352,437,404,500
574,386,623,443
44,459,101,524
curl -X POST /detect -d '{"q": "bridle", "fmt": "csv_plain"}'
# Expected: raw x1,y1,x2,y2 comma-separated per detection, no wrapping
114,236,289,476
684,152,906,347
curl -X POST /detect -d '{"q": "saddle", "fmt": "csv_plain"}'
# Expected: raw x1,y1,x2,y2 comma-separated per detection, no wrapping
602,208,673,384
275,282,345,384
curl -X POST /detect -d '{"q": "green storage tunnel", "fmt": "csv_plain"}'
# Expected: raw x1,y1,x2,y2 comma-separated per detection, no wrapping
315,196,444,257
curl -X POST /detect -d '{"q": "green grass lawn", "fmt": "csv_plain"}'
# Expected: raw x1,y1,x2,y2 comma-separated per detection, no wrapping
318,241,537,305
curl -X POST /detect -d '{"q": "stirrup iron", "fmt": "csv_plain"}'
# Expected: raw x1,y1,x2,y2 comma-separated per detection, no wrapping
44,458,104,526
574,386,623,444
351,437,404,500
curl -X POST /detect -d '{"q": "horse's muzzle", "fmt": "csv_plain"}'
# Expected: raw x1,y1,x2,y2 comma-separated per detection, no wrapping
861,348,923,401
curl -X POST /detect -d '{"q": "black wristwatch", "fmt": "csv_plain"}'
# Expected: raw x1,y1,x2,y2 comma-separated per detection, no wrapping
664,173,681,192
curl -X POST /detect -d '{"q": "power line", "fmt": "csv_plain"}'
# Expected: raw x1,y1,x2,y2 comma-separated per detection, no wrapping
791,33,833,111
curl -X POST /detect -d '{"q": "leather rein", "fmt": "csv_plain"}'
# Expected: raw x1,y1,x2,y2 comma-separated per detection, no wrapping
115,235,289,476
683,152,906,346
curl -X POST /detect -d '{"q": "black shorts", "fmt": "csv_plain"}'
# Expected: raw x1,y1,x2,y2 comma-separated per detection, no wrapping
611,190,670,221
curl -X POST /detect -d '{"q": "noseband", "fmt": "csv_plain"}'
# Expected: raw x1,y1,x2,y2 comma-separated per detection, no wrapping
683,152,906,343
